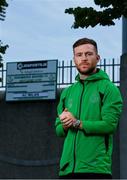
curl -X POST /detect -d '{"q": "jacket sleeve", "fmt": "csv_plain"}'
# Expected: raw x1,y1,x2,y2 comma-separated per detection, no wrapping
55,88,68,137
82,83,123,134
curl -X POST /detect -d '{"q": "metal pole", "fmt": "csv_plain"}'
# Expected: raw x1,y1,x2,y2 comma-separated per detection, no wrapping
120,16,127,179
122,16,127,54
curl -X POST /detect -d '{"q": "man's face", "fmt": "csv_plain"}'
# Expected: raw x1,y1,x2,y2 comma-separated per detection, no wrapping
73,44,100,75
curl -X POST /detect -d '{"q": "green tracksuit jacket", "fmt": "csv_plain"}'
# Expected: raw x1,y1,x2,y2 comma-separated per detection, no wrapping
55,69,123,176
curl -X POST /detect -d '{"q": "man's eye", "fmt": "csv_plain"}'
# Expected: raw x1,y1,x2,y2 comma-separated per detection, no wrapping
76,54,82,57
87,53,93,56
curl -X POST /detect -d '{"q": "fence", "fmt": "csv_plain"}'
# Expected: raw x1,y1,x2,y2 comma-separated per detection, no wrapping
57,58,120,88
0,59,120,90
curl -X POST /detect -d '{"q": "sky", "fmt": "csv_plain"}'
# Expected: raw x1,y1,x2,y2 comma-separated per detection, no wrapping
1,0,122,64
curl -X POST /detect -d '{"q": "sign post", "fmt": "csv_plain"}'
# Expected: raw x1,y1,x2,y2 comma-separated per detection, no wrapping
6,60,58,101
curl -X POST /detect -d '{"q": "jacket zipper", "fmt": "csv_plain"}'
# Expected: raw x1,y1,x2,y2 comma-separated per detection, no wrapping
72,81,85,173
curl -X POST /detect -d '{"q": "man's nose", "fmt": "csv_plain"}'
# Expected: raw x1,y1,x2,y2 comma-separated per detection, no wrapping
81,54,88,61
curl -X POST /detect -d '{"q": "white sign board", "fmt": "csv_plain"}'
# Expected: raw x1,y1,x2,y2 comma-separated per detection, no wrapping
6,60,58,101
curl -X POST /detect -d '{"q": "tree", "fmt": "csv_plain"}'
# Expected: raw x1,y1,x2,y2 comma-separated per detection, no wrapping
0,0,9,63
65,0,127,28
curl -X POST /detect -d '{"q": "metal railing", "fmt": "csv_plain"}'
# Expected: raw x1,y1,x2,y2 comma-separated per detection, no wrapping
0,59,120,89
0,63,6,89
57,58,120,88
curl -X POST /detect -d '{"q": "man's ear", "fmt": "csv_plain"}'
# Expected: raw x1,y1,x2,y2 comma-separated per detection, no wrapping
96,54,100,63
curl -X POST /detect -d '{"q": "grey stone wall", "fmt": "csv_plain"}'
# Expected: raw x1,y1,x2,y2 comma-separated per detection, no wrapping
0,90,63,178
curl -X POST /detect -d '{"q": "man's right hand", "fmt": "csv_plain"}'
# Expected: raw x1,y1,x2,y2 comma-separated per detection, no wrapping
59,108,74,131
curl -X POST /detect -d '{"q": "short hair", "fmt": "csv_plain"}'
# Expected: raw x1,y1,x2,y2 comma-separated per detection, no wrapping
73,37,98,53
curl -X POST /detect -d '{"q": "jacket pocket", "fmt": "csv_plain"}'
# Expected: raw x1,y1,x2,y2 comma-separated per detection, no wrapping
60,161,70,171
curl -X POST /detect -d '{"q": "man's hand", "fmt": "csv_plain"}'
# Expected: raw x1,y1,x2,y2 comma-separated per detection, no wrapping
59,108,76,131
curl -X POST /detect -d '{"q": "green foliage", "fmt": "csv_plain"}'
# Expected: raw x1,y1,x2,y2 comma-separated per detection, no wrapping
0,0,8,21
65,0,127,28
0,41,9,61
0,0,9,62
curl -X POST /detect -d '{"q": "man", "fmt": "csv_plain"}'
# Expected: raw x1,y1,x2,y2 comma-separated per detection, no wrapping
55,38,123,179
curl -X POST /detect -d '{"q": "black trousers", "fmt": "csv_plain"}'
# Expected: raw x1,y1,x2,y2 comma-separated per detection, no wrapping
59,173,112,179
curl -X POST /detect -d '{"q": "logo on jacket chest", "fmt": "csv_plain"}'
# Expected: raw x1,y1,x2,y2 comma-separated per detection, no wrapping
66,94,100,109
89,94,100,103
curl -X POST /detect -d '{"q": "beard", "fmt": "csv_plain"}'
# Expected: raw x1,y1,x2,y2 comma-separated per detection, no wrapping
77,66,96,75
